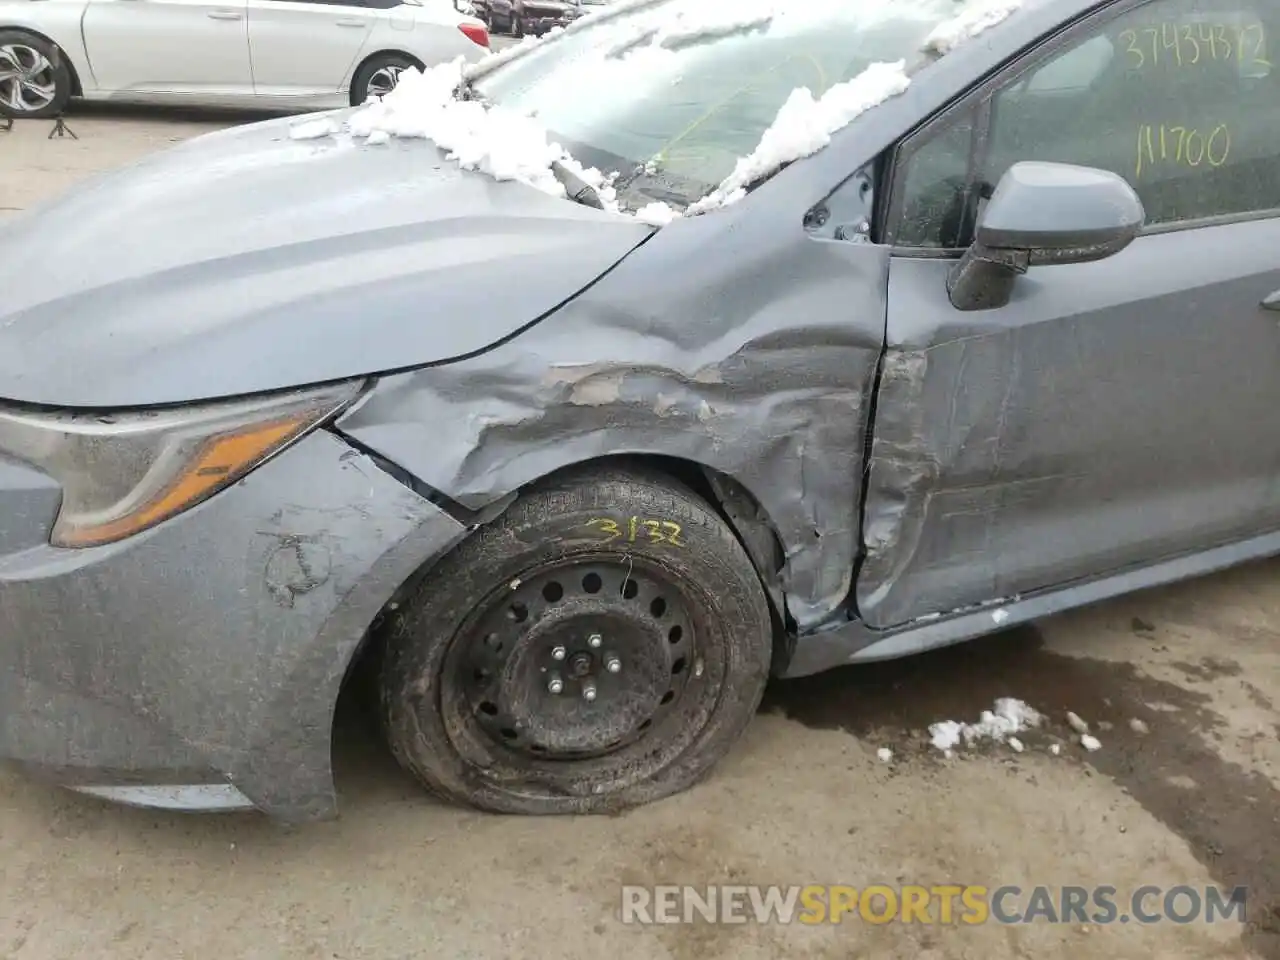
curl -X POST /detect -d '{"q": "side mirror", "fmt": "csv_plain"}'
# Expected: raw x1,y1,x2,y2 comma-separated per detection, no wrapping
947,161,1145,311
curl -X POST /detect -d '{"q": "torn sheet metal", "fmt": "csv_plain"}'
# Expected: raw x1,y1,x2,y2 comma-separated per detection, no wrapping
338,208,890,630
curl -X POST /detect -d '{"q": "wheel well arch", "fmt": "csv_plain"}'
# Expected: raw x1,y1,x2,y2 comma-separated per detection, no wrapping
0,26,83,95
525,454,789,609
347,49,426,103
352,47,426,78
337,452,796,734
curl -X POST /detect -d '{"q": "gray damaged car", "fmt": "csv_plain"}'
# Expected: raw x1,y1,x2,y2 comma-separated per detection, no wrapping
1,0,1278,820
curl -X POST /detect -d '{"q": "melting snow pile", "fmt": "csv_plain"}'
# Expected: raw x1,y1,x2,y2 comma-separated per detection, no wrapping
924,0,1024,55
928,698,1043,753
687,59,910,214
287,0,1021,224
290,57,681,225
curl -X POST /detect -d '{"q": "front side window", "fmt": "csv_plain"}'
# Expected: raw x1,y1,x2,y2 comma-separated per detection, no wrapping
470,0,1009,211
894,0,1280,248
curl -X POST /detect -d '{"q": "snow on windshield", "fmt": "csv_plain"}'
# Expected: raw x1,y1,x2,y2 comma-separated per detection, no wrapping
687,59,910,215
924,0,1024,54
288,0,1021,225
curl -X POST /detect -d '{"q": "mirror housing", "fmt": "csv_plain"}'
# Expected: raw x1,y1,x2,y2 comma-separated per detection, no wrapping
948,161,1145,311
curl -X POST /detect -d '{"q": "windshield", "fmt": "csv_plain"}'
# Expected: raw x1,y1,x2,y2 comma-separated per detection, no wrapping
471,0,978,208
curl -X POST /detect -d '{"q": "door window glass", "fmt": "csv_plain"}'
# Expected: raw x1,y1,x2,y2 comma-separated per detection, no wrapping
893,0,1280,247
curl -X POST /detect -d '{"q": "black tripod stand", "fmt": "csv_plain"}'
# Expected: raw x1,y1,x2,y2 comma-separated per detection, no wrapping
0,112,77,138
0,45,76,137
47,114,76,139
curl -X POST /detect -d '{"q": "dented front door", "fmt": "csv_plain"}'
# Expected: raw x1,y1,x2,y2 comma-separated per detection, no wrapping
856,217,1280,629
853,0,1280,629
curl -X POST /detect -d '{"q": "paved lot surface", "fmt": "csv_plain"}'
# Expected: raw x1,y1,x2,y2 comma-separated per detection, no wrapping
1,94,1279,960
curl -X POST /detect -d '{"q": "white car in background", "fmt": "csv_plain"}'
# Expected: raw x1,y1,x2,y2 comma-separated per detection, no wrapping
0,0,489,118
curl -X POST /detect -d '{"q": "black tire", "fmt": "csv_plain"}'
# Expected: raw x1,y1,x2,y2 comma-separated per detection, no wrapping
349,52,418,107
379,466,773,815
0,31,73,120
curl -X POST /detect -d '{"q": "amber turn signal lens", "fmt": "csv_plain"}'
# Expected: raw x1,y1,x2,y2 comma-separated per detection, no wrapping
52,414,313,548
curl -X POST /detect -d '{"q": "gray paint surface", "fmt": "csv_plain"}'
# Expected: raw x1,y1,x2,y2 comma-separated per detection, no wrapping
11,0,1280,815
336,207,889,630
0,430,465,819
859,176,1280,630
0,113,654,408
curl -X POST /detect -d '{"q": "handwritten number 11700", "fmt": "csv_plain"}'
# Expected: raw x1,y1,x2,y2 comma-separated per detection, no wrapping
1135,123,1230,179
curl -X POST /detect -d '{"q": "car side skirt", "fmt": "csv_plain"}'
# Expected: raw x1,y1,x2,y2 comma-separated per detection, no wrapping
782,527,1280,678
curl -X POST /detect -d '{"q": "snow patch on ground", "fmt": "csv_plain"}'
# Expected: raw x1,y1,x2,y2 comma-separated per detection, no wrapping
688,59,910,214
928,698,1043,752
876,747,894,763
923,0,1023,55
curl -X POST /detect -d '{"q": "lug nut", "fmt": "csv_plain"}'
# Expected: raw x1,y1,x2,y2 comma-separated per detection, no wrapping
582,681,597,702
588,634,602,649
551,646,566,661
547,676,564,694
605,656,621,674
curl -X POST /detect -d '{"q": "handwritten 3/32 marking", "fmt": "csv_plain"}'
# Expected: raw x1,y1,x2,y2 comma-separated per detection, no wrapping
1118,21,1270,69
584,517,685,547
1135,122,1230,178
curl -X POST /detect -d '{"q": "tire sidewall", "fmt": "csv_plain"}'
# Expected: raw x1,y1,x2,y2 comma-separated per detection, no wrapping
381,472,773,814
0,32,72,119
350,54,416,107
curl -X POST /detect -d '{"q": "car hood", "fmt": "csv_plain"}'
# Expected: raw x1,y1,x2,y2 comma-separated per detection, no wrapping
0,112,655,408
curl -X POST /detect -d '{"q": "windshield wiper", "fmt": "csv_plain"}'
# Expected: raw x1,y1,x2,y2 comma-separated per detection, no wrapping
550,159,606,210
454,76,485,102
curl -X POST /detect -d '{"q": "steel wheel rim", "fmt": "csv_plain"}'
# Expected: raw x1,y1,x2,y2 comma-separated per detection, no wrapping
443,556,704,764
0,44,57,114
367,65,403,99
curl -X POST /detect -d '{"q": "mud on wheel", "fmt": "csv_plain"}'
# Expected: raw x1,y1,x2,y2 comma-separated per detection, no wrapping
378,465,774,814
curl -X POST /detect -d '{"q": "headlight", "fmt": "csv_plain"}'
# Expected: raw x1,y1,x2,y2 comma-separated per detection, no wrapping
0,381,365,548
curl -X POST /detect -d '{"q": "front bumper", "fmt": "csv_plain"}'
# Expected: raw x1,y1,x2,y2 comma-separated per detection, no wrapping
0,429,466,820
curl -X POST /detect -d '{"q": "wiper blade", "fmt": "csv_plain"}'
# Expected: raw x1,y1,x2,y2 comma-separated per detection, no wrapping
454,76,486,102
550,158,606,210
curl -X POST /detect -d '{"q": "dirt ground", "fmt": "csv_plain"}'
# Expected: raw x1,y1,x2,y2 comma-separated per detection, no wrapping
1,103,1279,960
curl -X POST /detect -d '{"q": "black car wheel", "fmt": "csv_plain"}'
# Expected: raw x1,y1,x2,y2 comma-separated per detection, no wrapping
350,52,420,106
0,31,73,120
378,465,773,814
